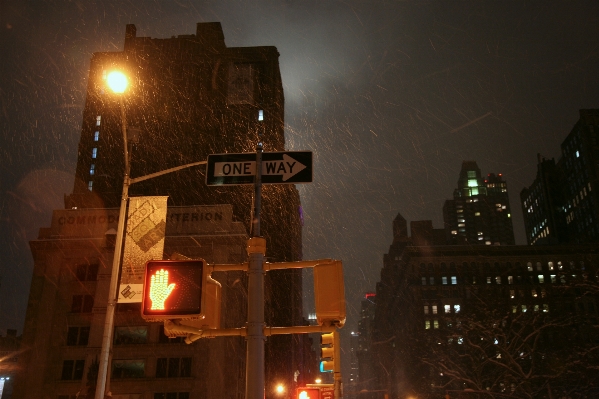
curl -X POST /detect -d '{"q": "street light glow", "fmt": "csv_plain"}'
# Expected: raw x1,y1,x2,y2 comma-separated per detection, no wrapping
275,384,285,394
106,71,128,93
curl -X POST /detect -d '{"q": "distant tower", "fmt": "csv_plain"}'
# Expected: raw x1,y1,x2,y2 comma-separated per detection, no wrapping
521,109,599,244
443,161,515,245
520,155,568,245
356,293,376,393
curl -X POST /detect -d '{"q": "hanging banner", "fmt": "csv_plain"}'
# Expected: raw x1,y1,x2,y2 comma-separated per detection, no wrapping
118,196,168,303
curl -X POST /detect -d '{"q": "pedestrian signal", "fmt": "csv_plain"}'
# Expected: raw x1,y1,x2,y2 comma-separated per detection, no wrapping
296,387,320,399
141,260,206,321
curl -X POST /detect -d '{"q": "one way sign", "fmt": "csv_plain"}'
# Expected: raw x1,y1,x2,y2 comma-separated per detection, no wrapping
206,151,313,186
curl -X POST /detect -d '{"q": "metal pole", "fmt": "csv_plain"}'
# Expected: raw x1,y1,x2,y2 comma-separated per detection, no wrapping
333,330,342,399
246,143,265,399
95,96,130,399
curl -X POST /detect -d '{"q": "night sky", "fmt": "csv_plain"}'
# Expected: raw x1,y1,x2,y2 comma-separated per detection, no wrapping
1,0,599,349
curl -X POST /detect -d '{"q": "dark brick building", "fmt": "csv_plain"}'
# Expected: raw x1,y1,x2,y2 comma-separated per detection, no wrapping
16,23,306,399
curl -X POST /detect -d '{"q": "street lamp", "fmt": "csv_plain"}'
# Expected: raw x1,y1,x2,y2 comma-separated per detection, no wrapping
94,69,206,399
95,69,132,399
275,383,286,395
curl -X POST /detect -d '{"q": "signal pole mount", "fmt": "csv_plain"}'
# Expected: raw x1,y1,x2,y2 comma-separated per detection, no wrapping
246,143,265,399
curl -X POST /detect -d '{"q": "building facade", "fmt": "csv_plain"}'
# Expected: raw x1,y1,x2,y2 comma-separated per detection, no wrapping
443,161,515,246
17,23,306,399
16,205,249,399
521,109,599,245
371,216,599,398
520,156,568,245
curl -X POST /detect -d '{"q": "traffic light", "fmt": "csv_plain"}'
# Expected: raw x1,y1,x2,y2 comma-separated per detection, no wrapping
313,261,346,327
141,259,206,321
296,387,320,399
319,332,335,373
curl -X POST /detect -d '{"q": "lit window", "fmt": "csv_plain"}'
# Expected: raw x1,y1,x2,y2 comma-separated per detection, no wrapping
534,305,539,312
451,230,457,235
96,116,101,126
576,150,579,158
432,305,437,315
510,290,515,299
543,304,549,313
258,110,264,121
88,181,93,191
425,320,430,329
433,320,439,329
444,305,451,313
442,277,448,285
424,306,429,315
468,179,478,187
451,276,457,285
522,305,527,312
457,336,463,344
527,262,533,271
471,188,479,195
538,275,545,284
495,276,501,284
550,275,556,283
94,131,100,141
486,277,492,284
532,289,537,298
485,241,491,245
90,164,95,175
548,262,554,270
454,304,460,313
92,148,97,158
508,276,513,284
512,306,517,313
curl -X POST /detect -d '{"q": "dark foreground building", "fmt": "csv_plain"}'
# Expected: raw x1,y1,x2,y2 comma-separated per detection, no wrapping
521,109,599,245
16,23,306,399
369,215,599,399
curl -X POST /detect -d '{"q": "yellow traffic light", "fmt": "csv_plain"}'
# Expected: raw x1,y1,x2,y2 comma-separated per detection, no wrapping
320,332,335,373
314,261,346,327
141,259,206,321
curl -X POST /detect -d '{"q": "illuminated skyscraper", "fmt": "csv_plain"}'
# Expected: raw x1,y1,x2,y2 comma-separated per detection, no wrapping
443,161,515,245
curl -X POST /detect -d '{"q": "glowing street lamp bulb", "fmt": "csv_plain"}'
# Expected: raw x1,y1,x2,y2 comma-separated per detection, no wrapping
315,378,322,384
275,384,285,394
106,71,128,93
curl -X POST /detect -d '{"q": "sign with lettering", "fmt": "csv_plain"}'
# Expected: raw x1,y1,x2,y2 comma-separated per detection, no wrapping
119,196,168,303
206,151,312,185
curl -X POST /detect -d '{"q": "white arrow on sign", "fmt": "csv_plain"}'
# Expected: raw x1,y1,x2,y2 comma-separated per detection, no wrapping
214,154,307,181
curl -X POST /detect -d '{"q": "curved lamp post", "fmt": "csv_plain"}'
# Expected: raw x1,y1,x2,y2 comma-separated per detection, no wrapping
94,70,206,399
95,70,131,399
